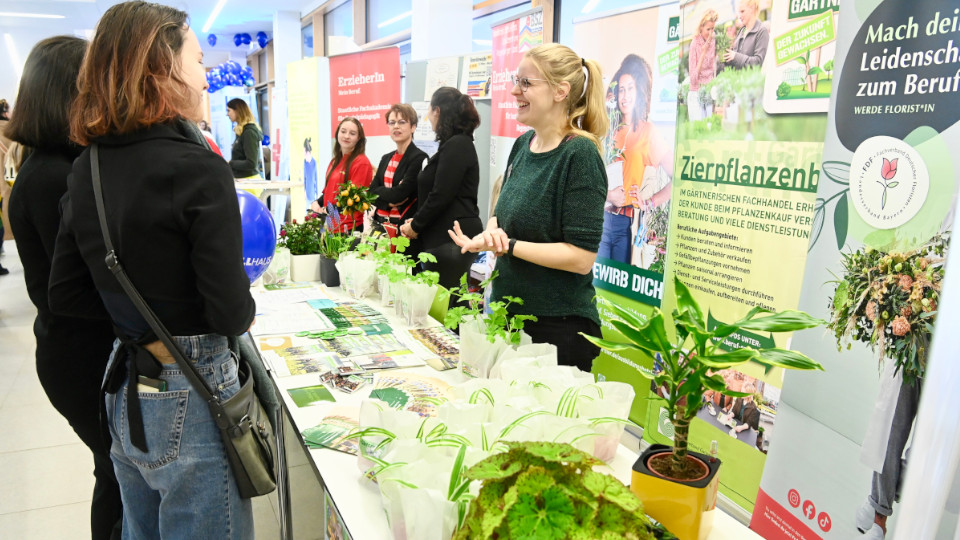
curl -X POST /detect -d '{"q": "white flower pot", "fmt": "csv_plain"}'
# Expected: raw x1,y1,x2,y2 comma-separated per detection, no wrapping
289,253,321,282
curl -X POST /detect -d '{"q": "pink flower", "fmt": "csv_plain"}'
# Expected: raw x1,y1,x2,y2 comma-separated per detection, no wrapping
891,316,910,337
898,274,913,291
292,219,297,224
900,305,912,317
865,300,878,321
279,229,287,237
881,157,898,181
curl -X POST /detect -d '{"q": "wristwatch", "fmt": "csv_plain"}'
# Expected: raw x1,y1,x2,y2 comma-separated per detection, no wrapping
507,238,517,256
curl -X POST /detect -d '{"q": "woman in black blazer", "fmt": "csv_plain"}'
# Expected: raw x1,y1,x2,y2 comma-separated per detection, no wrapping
369,103,428,254
400,87,482,290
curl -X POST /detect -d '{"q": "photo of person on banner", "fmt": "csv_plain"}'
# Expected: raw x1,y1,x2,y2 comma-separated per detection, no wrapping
304,137,318,203
598,54,673,269
723,0,769,70
687,9,719,121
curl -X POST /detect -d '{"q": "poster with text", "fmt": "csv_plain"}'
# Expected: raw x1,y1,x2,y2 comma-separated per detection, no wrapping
459,53,494,99
489,9,543,214
424,56,460,100
574,2,679,428
287,57,322,206
328,48,401,139
753,1,959,538
646,0,832,512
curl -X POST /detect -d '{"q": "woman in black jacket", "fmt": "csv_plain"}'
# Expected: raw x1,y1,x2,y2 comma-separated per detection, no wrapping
400,87,482,289
227,98,263,179
6,35,122,540
49,3,255,536
369,103,428,251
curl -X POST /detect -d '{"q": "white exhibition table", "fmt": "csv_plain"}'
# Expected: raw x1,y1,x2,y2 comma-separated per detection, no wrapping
250,283,761,540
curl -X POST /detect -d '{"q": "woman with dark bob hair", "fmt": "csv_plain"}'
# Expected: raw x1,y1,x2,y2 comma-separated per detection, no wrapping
48,2,255,537
400,87,483,291
6,35,122,540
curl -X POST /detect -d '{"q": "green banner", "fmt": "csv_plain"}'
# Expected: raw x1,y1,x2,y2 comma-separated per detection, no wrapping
775,11,836,65
592,258,663,306
658,46,680,75
788,0,840,20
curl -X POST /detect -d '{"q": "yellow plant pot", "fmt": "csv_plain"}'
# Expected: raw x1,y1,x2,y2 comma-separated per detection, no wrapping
630,444,721,540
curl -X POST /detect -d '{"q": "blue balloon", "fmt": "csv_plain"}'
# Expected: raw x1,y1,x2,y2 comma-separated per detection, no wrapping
207,34,217,46
237,190,276,283
242,65,253,75
256,31,267,42
228,61,242,75
233,34,242,47
256,32,268,48
262,135,270,146
241,33,251,45
207,86,217,94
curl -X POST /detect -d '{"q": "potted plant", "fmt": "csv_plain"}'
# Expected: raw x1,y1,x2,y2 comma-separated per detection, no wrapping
399,252,443,326
445,272,538,378
454,441,674,540
583,276,824,539
278,213,323,282
318,203,350,287
334,180,377,219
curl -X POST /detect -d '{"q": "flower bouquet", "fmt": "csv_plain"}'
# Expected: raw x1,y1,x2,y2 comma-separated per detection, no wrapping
334,180,378,218
827,233,948,380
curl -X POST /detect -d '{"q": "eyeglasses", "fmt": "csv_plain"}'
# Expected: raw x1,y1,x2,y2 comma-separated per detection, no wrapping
386,120,409,127
511,74,548,91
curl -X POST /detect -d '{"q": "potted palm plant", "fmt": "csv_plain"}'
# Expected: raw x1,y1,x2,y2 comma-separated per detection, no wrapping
583,276,824,539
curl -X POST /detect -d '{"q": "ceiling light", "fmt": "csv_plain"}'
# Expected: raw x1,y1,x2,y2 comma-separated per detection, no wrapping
580,0,601,14
201,0,228,34
377,10,412,29
0,12,65,19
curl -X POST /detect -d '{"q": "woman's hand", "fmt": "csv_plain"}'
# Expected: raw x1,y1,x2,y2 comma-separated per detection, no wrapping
400,219,418,239
310,200,323,213
388,198,408,208
628,184,642,205
448,221,509,254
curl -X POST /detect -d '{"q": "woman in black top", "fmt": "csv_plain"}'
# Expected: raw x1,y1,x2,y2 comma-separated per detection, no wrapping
6,35,122,540
400,87,482,290
369,103,428,250
48,3,255,537
227,98,263,179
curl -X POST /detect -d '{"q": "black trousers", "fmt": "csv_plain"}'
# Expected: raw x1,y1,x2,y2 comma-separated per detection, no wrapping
423,241,477,306
522,315,602,373
36,336,123,540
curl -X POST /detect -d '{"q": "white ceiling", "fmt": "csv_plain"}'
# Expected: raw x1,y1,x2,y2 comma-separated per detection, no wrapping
0,0,310,65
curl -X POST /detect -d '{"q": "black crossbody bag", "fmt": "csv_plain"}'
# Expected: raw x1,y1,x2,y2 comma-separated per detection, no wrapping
90,144,277,498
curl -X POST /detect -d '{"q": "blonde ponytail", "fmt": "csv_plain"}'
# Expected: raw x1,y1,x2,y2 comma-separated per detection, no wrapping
524,44,609,154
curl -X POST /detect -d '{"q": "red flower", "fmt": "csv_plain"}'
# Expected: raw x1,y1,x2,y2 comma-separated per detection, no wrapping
292,219,297,224
279,229,287,237
881,157,898,180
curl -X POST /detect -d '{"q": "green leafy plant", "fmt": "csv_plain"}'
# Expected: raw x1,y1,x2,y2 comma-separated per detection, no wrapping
827,234,946,381
583,276,824,479
454,441,674,540
444,271,537,346
278,213,323,255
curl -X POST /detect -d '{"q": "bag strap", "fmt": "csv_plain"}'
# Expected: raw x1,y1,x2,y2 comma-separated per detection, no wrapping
90,144,234,430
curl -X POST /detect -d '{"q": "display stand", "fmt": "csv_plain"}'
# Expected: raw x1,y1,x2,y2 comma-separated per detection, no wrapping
235,179,305,226
249,284,762,540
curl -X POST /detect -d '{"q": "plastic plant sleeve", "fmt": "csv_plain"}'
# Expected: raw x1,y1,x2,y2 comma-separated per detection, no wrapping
490,342,558,380
458,318,508,378
262,246,290,285
401,282,438,327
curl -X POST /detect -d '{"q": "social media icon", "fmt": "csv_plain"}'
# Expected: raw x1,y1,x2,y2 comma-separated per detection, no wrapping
787,489,801,508
818,512,832,532
803,500,816,520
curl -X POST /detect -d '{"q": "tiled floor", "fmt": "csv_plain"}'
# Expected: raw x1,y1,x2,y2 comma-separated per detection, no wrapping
0,242,286,539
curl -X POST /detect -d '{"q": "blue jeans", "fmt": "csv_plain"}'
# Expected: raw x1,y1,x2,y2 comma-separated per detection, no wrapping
598,211,632,264
105,334,253,540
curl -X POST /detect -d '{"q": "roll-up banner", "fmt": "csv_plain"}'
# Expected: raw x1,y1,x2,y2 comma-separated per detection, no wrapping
574,0,680,429
287,57,324,208
489,8,543,217
643,0,836,513
328,48,403,161
753,0,959,537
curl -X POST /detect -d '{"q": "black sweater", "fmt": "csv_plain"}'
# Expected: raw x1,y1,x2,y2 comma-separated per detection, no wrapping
49,122,255,339
410,134,482,249
368,142,428,224
8,147,116,359
230,123,263,178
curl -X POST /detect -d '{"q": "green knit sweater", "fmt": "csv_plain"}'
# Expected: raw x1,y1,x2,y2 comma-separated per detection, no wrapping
491,130,607,324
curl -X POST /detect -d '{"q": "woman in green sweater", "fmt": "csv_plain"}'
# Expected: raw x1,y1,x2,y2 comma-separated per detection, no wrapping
449,43,609,372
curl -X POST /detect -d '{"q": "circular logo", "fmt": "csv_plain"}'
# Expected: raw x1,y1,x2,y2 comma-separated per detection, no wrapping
802,500,817,520
787,489,801,508
849,136,929,229
818,512,832,532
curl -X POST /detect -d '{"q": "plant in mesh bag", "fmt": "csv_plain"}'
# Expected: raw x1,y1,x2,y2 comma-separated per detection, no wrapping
444,271,537,346
454,441,675,540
